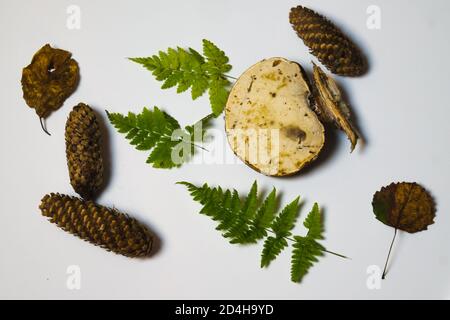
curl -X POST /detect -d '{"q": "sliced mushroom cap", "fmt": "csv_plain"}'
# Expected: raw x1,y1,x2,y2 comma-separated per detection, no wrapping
225,58,325,176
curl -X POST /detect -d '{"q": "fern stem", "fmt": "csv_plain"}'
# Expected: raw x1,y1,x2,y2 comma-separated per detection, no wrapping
322,250,349,259
224,74,237,80
191,142,209,152
177,138,209,152
264,228,348,259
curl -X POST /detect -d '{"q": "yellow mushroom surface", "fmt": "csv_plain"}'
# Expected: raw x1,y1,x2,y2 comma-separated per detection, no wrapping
225,58,325,176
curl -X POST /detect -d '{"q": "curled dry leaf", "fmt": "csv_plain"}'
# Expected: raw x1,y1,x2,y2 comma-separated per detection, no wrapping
21,44,80,134
225,58,325,177
372,182,436,279
312,63,359,151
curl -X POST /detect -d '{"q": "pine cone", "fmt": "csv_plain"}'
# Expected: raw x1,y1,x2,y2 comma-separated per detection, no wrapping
65,103,104,200
289,6,367,77
40,193,153,258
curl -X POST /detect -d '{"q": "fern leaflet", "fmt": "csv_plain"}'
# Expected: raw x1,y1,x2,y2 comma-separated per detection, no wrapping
290,203,325,282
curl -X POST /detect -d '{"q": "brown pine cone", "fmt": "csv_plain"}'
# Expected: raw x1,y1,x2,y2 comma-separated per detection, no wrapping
40,193,153,258
289,6,367,77
65,103,104,200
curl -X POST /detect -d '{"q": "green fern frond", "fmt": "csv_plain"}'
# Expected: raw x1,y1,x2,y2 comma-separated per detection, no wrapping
290,203,325,282
261,236,288,268
129,39,232,116
224,182,258,243
179,181,346,283
185,114,214,142
291,236,325,283
303,203,324,240
202,39,232,75
208,78,230,116
178,182,237,231
107,107,211,169
259,195,300,268
177,182,209,202
270,197,300,238
238,188,277,244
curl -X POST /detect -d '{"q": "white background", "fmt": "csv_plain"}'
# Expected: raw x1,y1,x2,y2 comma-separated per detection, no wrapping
1,0,449,299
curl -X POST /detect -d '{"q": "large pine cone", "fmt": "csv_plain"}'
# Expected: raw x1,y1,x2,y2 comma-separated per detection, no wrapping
40,193,153,258
65,103,104,200
289,6,367,77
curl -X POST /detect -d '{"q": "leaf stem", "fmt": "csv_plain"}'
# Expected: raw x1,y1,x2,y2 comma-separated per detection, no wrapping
382,185,414,280
39,117,51,136
323,250,349,259
224,74,237,80
178,138,209,152
191,142,209,152
264,228,348,259
382,228,397,280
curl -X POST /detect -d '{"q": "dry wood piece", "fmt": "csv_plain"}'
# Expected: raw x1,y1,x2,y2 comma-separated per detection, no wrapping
312,63,359,151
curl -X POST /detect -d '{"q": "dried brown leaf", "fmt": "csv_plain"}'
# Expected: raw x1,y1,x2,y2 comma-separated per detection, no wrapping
372,182,436,279
372,182,435,233
21,44,79,120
